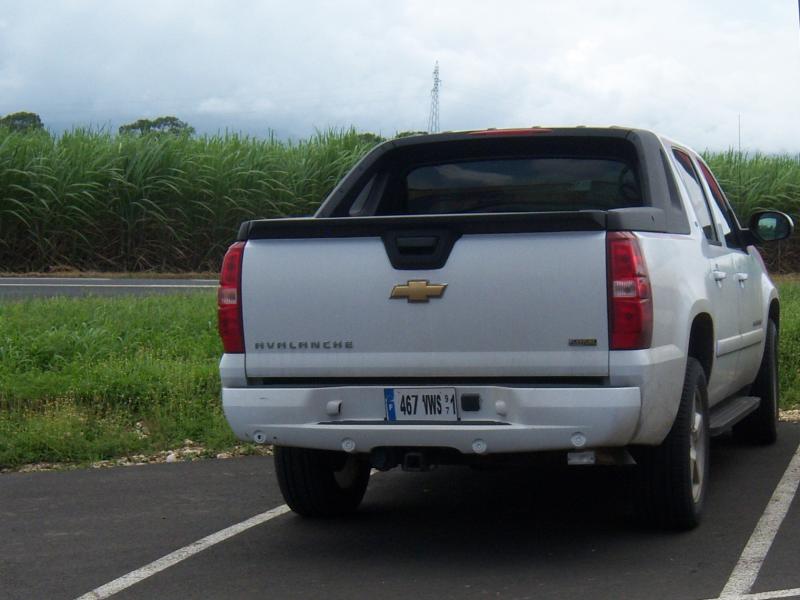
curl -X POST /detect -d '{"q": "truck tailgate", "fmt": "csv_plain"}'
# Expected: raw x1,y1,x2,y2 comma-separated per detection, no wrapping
241,230,609,378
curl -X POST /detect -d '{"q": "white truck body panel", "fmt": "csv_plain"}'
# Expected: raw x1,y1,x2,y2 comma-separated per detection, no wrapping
241,232,609,379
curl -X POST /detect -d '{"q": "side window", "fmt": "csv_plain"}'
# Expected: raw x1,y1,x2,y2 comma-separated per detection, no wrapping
697,160,742,249
672,149,719,243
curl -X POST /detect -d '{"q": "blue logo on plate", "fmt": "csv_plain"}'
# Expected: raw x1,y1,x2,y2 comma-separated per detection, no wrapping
384,388,396,421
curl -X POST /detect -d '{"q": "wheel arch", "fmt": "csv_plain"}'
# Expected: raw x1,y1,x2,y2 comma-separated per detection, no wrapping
687,312,714,383
768,298,780,330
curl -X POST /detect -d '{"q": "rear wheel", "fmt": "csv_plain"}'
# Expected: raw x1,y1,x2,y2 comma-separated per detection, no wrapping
734,319,779,445
635,357,709,530
274,447,371,517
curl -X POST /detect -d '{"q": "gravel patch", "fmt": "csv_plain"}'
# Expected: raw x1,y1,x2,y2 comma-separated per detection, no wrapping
780,409,800,422
1,441,272,474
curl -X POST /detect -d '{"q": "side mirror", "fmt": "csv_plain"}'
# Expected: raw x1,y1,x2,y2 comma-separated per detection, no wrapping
748,210,794,243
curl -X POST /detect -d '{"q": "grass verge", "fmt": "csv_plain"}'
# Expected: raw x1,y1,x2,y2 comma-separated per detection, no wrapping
0,293,236,468
2,284,800,469
774,279,800,407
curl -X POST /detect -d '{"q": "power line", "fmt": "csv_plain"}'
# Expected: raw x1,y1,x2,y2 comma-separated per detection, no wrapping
427,61,441,133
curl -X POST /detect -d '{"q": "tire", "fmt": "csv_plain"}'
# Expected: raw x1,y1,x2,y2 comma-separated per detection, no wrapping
274,446,371,517
635,357,710,530
733,319,779,445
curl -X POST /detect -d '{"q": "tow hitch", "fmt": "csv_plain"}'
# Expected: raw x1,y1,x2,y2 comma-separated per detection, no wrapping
402,451,434,472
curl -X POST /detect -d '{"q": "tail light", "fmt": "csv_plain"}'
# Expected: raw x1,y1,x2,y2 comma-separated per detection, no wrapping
218,241,245,353
607,232,652,350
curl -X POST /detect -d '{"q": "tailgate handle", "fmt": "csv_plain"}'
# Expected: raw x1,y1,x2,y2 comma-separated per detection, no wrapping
382,229,459,270
396,236,439,254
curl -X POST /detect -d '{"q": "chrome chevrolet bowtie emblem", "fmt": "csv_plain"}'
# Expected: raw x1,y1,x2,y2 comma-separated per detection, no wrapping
390,280,447,303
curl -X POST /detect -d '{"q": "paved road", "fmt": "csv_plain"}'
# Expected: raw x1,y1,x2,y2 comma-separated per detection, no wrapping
0,277,217,299
2,424,799,600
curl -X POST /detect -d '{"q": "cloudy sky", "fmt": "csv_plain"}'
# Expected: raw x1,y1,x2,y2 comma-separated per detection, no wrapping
1,1,799,151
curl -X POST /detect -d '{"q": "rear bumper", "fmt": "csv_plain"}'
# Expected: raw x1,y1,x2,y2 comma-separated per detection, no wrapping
222,384,641,455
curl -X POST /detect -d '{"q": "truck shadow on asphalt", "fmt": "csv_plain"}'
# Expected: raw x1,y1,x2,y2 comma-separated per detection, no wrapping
258,434,769,565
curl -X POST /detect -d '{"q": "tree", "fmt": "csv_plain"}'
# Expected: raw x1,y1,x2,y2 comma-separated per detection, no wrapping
119,116,195,136
356,132,385,145
395,130,428,139
0,111,44,132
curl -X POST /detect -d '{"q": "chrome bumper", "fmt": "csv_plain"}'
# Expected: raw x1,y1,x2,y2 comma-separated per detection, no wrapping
223,384,641,455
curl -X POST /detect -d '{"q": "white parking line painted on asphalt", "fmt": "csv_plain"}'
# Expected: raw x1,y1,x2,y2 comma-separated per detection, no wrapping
744,587,800,599
717,443,800,599
0,283,217,288
74,504,291,600
704,587,800,600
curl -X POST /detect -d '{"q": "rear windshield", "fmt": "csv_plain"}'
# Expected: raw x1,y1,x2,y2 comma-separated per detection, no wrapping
338,136,643,217
405,157,640,215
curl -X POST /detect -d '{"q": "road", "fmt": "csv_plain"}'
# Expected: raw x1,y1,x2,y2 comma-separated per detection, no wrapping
1,424,799,600
0,277,217,299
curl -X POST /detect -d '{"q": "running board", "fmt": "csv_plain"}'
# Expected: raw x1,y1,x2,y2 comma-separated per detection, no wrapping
709,396,760,436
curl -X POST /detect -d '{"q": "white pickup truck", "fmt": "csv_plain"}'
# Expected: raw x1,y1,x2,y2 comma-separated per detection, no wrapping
217,127,792,529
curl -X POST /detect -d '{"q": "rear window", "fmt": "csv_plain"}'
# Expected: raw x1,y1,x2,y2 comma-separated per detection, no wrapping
405,157,640,215
336,136,644,217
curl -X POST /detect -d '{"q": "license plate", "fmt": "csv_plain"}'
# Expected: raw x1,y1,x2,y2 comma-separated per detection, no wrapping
384,388,458,422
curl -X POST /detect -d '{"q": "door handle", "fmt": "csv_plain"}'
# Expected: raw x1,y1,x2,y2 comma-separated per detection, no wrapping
712,270,727,282
736,272,749,283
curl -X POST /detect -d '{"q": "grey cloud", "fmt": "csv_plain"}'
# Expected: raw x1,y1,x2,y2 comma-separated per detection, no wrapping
0,0,798,150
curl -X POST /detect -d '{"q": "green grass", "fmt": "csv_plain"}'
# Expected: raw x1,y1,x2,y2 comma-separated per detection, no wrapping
776,280,800,408
1,286,799,469
0,293,234,467
2,126,800,273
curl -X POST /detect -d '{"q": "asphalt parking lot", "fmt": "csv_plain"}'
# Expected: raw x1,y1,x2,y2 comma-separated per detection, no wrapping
0,277,217,299
1,424,798,600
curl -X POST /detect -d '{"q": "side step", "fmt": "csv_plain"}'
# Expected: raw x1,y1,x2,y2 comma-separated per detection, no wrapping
709,396,760,436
